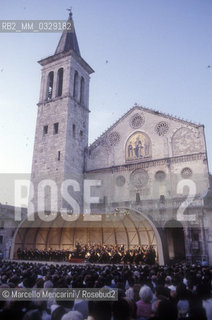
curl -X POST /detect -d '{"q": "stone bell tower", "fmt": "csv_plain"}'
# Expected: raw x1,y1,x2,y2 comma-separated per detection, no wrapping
30,11,94,214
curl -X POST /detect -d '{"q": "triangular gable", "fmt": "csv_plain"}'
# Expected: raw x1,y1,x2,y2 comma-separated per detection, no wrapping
89,105,201,151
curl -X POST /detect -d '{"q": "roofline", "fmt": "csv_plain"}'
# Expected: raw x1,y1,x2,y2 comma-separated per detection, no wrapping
88,105,203,150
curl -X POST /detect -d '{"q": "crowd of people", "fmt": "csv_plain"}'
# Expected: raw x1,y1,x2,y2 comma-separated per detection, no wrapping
0,260,212,320
16,244,157,265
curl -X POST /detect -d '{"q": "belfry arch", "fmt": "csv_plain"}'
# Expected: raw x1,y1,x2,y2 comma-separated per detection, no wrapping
11,209,165,264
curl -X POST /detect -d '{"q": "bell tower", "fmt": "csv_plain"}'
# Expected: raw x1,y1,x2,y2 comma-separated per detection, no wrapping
30,11,94,214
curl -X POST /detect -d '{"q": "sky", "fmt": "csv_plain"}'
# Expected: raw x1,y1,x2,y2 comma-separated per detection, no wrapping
0,0,212,180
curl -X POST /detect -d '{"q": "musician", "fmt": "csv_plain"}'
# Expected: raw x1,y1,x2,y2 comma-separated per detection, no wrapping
16,243,157,265
145,246,156,265
135,248,144,265
123,250,131,264
111,250,122,264
76,242,81,253
88,250,99,263
98,248,110,264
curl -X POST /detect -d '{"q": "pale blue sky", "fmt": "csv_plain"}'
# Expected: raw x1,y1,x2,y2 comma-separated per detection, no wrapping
0,0,212,176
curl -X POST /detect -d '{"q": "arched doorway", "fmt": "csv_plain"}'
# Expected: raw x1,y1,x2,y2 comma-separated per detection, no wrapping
165,220,185,262
11,209,164,264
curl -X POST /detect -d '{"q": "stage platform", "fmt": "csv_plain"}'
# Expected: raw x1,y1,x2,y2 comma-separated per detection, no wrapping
3,259,124,267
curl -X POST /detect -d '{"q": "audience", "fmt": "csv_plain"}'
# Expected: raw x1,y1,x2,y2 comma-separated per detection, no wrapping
0,260,212,320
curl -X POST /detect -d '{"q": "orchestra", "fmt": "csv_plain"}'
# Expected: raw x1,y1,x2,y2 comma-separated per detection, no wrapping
16,243,156,265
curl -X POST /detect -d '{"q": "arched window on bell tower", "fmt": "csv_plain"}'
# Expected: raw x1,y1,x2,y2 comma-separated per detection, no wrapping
73,71,79,99
80,76,85,105
56,68,63,97
46,71,54,100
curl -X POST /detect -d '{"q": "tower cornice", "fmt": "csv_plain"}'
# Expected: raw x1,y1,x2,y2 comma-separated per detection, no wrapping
38,50,94,75
37,94,90,112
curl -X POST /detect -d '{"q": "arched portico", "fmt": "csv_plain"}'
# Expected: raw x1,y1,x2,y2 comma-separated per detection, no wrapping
11,209,165,264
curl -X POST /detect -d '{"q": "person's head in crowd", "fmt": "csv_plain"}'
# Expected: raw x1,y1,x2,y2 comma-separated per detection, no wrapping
196,280,211,300
187,280,194,293
128,278,134,288
61,311,83,320
31,300,46,310
177,299,189,319
168,284,177,299
94,277,105,288
88,301,112,320
156,300,178,320
23,309,42,320
133,283,141,302
112,298,131,320
1,274,7,284
43,279,54,288
139,284,153,303
189,297,207,320
0,283,9,288
35,278,44,288
22,277,34,288
51,306,67,320
176,282,188,299
124,297,137,319
84,274,95,288
7,281,16,288
10,275,20,286
164,275,172,286
72,276,84,288
152,285,170,313
56,299,74,310
151,274,157,283
155,285,170,299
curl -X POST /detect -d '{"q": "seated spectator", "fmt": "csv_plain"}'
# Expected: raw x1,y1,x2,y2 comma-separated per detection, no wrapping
74,299,89,319
177,300,189,319
198,281,212,320
136,285,154,319
152,285,170,313
124,298,137,319
23,309,42,320
153,300,178,320
125,278,134,300
51,306,66,320
133,283,141,302
112,298,131,320
189,297,207,320
61,311,83,320
51,299,74,316
88,301,112,320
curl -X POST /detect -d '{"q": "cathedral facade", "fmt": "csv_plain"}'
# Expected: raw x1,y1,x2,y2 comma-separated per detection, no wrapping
6,13,212,265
